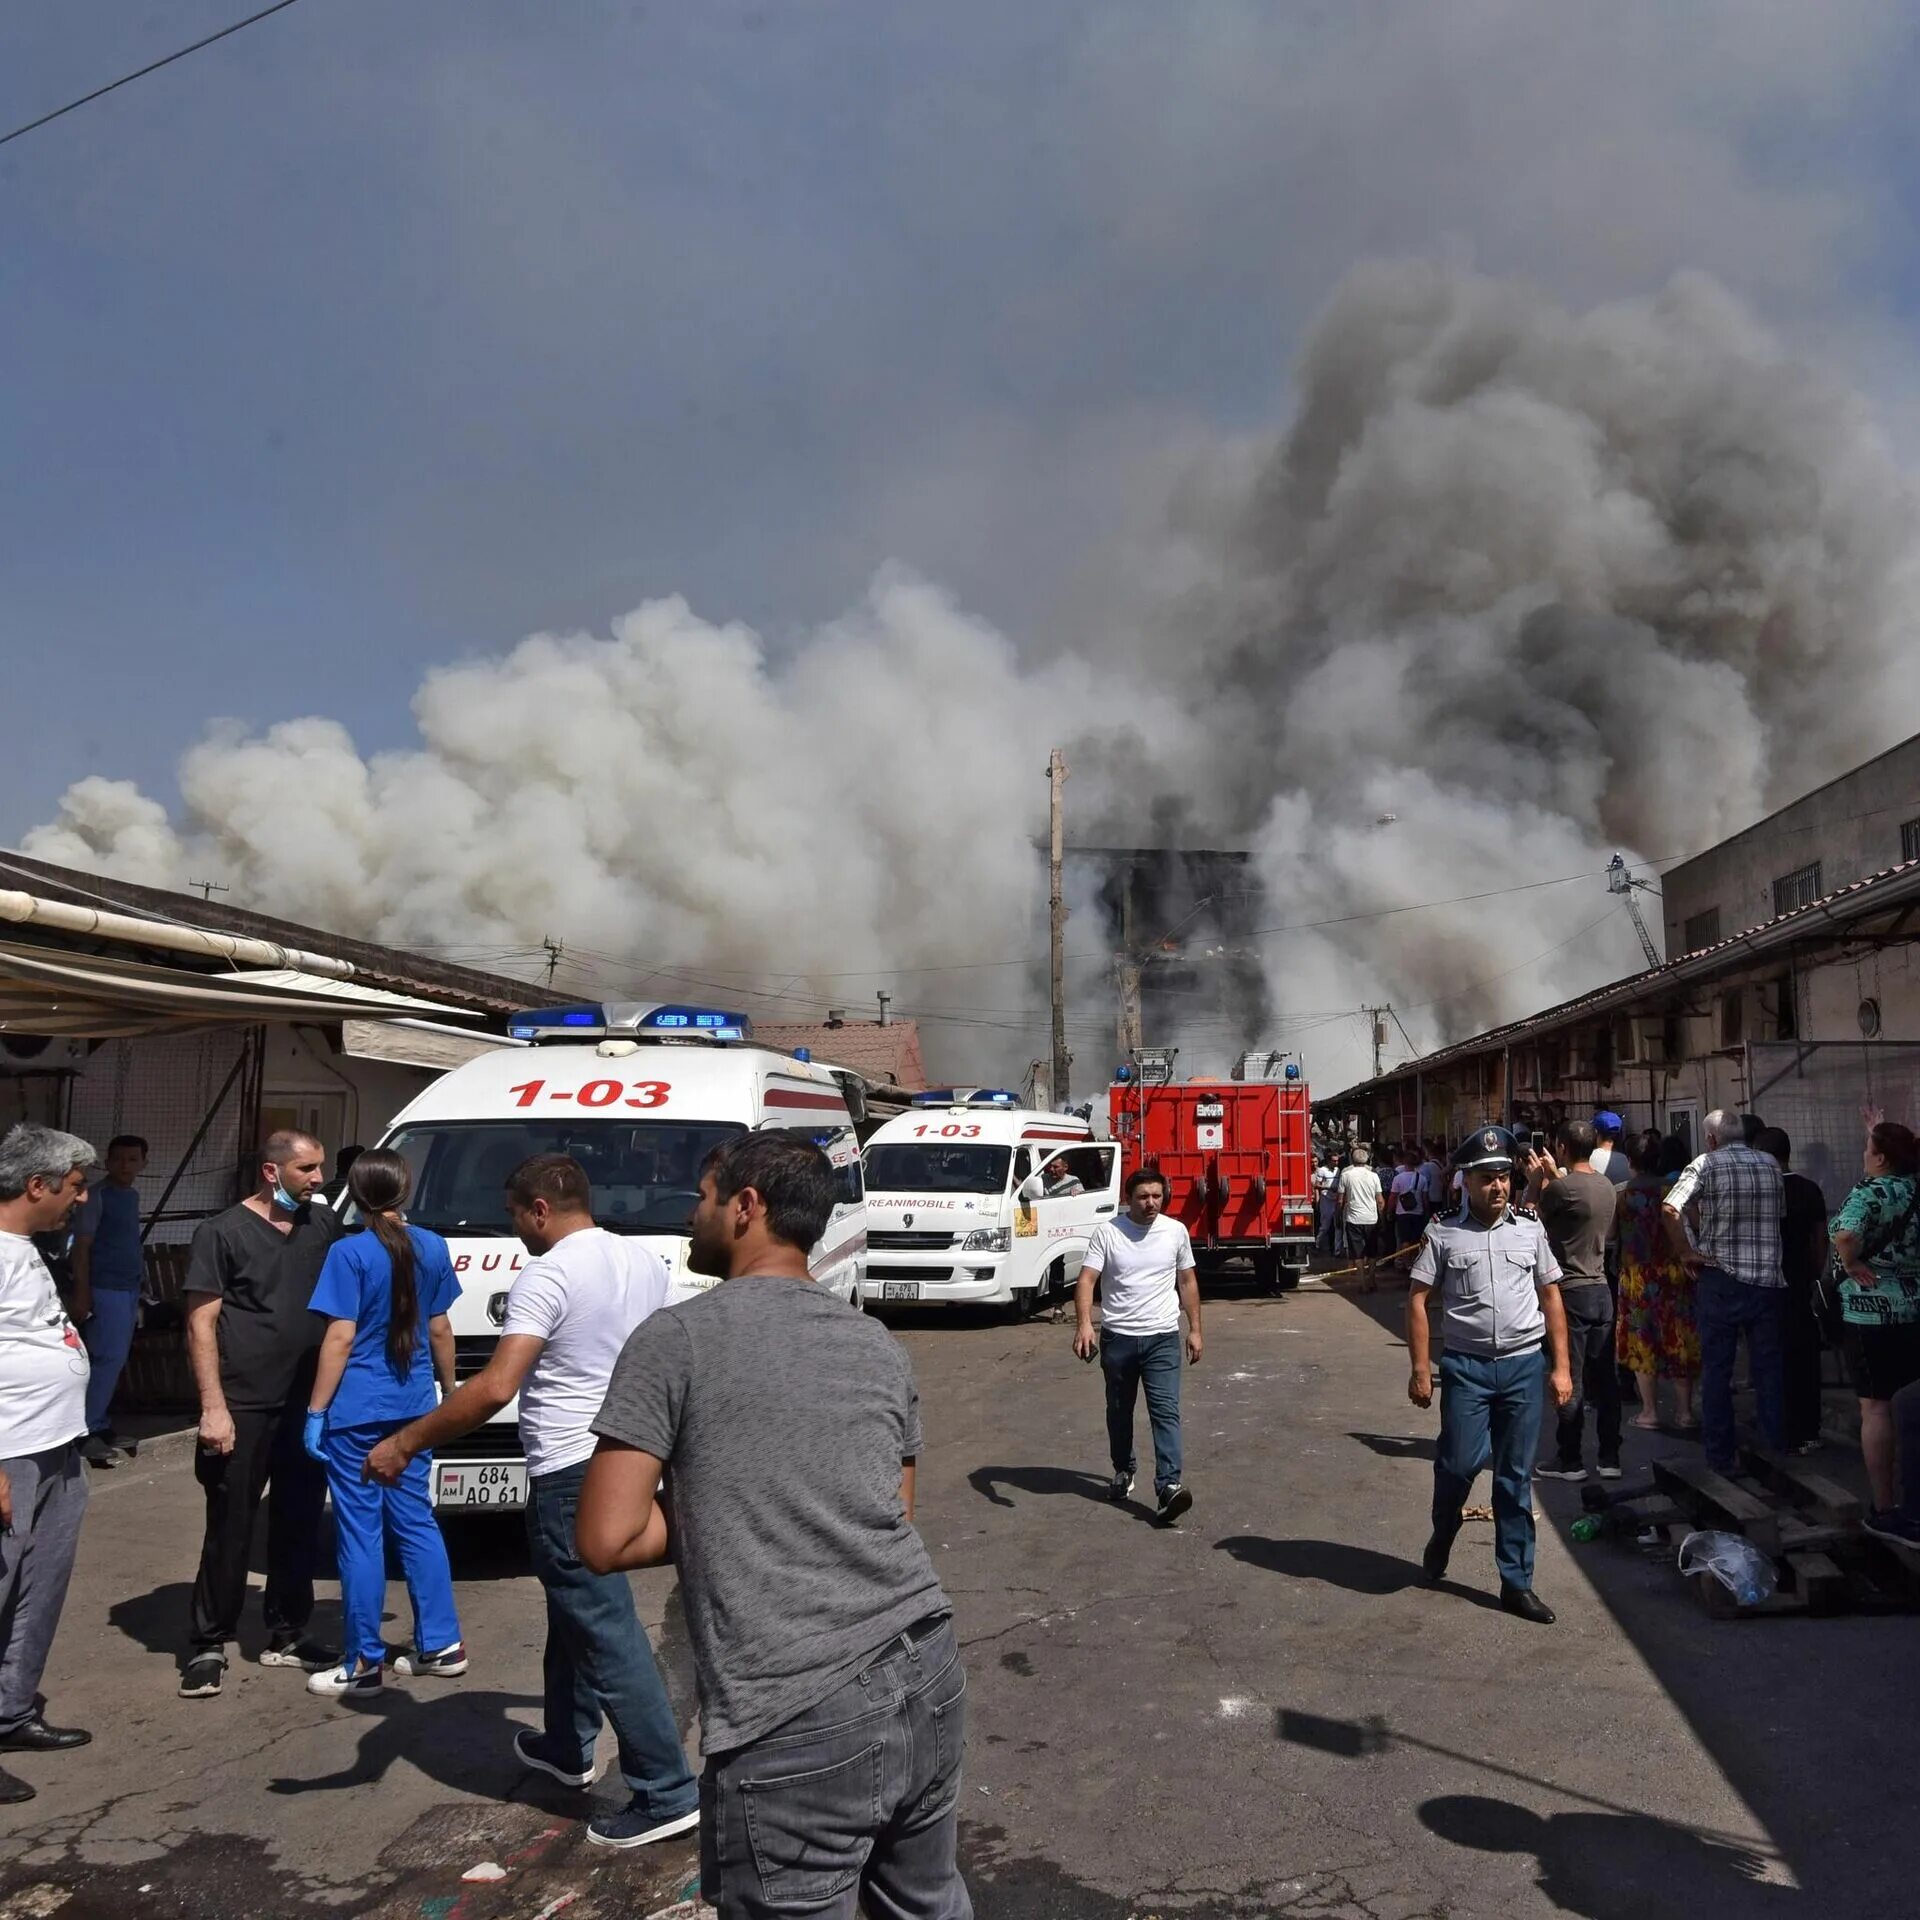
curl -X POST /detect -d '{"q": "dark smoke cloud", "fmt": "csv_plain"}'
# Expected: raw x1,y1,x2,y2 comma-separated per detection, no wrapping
26,264,1920,1085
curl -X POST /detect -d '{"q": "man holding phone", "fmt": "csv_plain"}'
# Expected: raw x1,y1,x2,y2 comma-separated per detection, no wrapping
1406,1127,1573,1623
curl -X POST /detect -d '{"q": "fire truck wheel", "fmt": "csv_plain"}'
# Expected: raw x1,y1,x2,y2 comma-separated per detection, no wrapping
1251,1249,1281,1294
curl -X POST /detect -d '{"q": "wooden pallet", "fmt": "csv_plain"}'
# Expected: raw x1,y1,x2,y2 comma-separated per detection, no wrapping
1603,1449,1920,1617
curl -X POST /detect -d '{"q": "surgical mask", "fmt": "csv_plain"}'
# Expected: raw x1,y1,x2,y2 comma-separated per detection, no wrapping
269,1174,302,1212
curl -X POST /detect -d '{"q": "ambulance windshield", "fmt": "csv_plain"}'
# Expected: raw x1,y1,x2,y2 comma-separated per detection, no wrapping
380,1119,747,1237
865,1143,1011,1195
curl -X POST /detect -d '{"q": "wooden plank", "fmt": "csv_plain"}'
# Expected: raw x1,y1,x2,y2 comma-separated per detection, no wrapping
1785,1550,1846,1615
1652,1456,1784,1555
1740,1447,1863,1525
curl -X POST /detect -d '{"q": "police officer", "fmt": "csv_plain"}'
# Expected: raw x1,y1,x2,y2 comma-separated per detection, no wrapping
1406,1127,1573,1624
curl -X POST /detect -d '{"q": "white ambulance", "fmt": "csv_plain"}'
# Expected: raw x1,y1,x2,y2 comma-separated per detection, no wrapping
860,1093,1120,1311
369,1002,865,1509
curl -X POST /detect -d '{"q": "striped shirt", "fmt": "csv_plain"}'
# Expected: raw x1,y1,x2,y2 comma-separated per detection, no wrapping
1665,1144,1784,1287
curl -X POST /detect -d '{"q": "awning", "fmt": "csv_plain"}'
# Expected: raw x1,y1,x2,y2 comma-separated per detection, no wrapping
340,1017,518,1071
0,941,479,1039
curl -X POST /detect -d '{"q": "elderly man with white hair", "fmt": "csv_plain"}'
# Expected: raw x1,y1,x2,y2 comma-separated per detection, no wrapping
0,1122,99,1806
1663,1107,1786,1472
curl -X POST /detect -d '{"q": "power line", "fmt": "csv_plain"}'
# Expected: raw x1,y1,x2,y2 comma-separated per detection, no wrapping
0,0,305,149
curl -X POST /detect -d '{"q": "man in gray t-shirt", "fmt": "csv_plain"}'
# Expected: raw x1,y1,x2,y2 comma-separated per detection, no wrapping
1524,1119,1623,1480
581,1132,971,1920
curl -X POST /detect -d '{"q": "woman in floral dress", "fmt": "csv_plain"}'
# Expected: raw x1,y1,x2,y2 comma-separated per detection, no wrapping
1615,1134,1700,1428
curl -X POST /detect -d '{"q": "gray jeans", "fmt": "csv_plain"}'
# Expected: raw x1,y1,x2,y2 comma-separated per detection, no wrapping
0,1440,89,1732
700,1613,972,1920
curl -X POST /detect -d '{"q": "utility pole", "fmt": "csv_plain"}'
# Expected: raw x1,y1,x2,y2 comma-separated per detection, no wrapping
1115,861,1143,1059
1047,748,1070,1107
1362,1004,1393,1079
542,936,565,989
188,879,228,904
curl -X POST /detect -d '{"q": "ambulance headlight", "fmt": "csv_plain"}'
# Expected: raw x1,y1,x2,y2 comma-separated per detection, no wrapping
960,1228,1011,1254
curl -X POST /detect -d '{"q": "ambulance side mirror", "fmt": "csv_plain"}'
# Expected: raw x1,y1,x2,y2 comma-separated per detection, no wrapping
1018,1175,1046,1202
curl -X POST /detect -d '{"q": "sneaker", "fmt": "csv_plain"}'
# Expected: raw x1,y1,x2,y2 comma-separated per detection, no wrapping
1862,1508,1920,1549
307,1662,383,1699
1108,1470,1135,1503
178,1652,227,1699
513,1727,599,1789
586,1800,700,1850
391,1642,469,1678
1535,1463,1587,1481
260,1636,337,1672
1155,1483,1194,1526
1597,1461,1623,1480
80,1433,129,1468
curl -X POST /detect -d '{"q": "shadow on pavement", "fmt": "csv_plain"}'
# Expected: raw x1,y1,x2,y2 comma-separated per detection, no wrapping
967,1465,1113,1510
1217,1535,1504,1610
1418,1794,1808,1919
1347,1429,1436,1460
265,1685,546,1796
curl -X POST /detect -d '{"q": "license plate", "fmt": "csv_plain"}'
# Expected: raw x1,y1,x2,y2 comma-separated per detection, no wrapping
882,1281,921,1301
436,1461,528,1508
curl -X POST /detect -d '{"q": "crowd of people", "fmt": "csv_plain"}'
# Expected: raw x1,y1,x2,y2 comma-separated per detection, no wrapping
0,1121,972,1918
1329,1102,1920,1588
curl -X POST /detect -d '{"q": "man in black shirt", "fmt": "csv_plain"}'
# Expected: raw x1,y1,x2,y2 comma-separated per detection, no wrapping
1755,1129,1828,1453
179,1131,340,1699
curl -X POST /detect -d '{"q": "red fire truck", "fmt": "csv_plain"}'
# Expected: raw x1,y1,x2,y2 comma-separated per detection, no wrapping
1107,1053,1316,1290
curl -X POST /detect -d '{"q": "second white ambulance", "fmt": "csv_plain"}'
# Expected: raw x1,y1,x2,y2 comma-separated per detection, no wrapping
860,1092,1120,1310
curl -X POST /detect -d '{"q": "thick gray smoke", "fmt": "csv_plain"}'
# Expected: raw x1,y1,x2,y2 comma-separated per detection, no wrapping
26,263,1920,1088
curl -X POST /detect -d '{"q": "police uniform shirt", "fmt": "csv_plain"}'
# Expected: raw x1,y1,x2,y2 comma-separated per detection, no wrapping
1409,1204,1562,1358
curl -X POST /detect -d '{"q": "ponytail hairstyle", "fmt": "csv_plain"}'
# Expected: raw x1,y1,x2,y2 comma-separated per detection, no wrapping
348,1149,419,1377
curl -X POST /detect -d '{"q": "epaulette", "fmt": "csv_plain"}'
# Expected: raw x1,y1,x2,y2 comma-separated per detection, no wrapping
1509,1202,1541,1222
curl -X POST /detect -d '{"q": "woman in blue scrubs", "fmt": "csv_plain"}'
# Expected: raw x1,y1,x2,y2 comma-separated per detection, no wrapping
303,1150,464,1697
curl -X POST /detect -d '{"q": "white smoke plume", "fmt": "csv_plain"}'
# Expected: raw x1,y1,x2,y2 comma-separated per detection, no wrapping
25,263,1920,1089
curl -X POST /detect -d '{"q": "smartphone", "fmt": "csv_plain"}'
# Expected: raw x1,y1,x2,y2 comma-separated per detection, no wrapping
1529,1130,1546,1152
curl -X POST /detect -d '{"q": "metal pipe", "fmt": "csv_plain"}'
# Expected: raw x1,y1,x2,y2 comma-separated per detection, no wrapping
0,889,356,980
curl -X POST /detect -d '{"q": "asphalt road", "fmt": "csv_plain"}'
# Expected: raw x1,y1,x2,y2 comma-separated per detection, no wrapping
4,1280,1915,1919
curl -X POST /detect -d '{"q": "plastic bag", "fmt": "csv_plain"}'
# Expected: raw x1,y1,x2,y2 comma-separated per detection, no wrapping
1676,1529,1777,1607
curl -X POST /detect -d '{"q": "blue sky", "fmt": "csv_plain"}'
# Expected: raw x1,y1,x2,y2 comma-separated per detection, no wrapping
6,0,1920,847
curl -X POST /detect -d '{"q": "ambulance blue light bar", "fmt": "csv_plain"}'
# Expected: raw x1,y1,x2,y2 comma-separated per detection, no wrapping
909,1087,1017,1108
509,1002,755,1043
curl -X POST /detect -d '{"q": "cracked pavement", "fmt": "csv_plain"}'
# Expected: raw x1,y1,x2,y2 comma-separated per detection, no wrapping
4,1281,1914,1917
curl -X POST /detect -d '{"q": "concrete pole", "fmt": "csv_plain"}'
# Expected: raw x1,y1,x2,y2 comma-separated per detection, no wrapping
1048,748,1070,1107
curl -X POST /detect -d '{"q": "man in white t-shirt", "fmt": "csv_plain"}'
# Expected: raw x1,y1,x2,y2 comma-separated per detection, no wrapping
1072,1168,1201,1525
1336,1148,1385,1285
367,1153,697,1851
0,1123,98,1806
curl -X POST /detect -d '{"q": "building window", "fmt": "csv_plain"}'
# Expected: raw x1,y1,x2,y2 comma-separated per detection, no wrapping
1772,862,1822,917
1903,818,1920,864
1682,907,1721,953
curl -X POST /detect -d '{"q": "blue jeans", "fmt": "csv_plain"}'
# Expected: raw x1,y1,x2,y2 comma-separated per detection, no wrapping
523,1458,697,1818
1696,1267,1786,1470
1102,1330,1183,1496
82,1290,141,1435
324,1421,461,1669
701,1613,971,1920
1432,1346,1545,1591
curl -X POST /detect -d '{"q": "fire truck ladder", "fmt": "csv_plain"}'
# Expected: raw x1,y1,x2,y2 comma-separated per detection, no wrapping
1607,854,1663,971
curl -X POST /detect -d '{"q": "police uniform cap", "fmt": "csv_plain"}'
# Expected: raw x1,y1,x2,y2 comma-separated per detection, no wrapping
1451,1125,1519,1173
